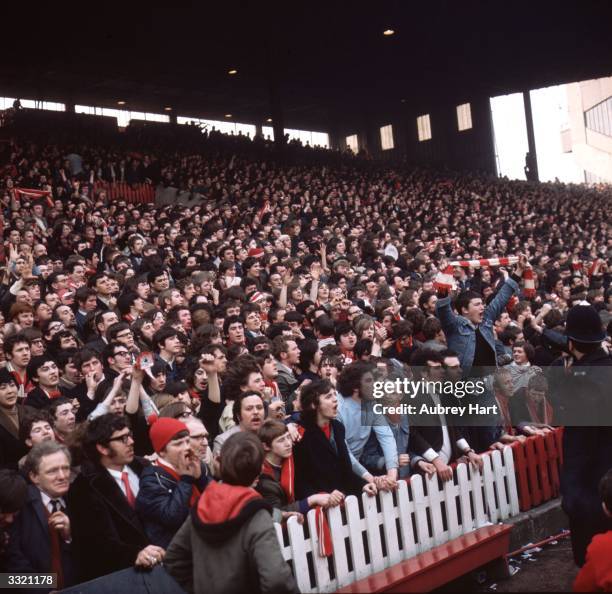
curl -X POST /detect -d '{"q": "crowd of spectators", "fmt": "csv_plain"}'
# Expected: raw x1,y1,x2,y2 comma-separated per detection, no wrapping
0,124,610,592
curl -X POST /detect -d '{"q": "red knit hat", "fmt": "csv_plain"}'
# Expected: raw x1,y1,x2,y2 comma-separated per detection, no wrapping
149,418,188,453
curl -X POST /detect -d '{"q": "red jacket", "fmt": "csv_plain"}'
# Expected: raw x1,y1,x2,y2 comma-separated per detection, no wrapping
574,531,612,592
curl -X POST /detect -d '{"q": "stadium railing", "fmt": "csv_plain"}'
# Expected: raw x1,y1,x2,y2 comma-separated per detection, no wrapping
93,181,155,204
60,430,564,594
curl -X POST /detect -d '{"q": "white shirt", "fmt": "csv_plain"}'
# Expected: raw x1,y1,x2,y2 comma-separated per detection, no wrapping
40,489,66,514
39,490,70,542
422,392,452,464
421,392,470,465
107,465,140,499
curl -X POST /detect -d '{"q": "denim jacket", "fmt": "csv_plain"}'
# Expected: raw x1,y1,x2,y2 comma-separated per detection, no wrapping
435,277,519,374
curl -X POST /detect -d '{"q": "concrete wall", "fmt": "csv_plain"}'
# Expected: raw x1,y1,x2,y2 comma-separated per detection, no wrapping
337,96,497,174
565,77,612,182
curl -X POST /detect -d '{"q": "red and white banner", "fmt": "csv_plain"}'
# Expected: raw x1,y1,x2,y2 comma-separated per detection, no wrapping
449,256,519,268
523,268,536,298
433,265,456,292
13,187,54,207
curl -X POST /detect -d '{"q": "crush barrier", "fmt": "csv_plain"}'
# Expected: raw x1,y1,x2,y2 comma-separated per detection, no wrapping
509,428,563,511
94,181,155,203
275,447,519,593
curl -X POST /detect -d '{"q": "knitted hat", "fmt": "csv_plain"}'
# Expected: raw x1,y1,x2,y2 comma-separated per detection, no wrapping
149,418,188,453
248,247,264,258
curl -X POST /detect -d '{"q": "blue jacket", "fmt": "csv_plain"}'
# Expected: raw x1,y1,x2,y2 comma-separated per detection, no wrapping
136,462,210,548
435,277,519,374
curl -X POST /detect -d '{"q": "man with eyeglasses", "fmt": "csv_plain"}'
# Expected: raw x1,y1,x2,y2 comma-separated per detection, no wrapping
137,418,210,548
70,414,163,581
184,417,211,470
107,322,139,354
92,343,133,406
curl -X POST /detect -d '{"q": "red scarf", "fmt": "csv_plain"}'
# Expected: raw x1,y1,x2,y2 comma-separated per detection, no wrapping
321,422,331,440
495,390,513,435
394,337,412,354
526,397,553,425
340,347,354,363
10,368,34,398
189,389,202,402
263,379,280,398
262,456,295,503
157,460,201,506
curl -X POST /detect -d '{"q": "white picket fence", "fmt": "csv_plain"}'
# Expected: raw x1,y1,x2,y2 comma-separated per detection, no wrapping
275,446,520,593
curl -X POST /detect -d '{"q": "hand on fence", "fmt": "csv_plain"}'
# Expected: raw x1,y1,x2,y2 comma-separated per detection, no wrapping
362,482,377,497
417,460,436,477
467,451,484,470
282,511,304,524
432,457,453,482
328,490,345,507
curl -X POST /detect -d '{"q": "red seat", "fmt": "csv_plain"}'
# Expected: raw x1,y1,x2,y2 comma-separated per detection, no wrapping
336,524,513,593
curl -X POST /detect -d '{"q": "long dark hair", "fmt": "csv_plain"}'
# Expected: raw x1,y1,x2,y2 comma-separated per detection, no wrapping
299,379,334,426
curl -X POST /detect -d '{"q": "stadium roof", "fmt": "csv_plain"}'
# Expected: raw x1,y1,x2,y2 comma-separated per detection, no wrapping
1,1,611,131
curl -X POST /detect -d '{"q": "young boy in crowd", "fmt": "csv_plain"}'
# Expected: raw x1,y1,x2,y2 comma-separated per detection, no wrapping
164,431,299,594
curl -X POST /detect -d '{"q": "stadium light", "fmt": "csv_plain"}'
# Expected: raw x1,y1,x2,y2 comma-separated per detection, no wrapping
117,100,126,105
266,118,273,122
164,107,172,111
383,29,395,36
228,69,238,75
225,114,232,118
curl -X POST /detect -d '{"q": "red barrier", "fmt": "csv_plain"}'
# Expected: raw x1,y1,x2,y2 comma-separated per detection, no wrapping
510,427,564,512
94,182,155,204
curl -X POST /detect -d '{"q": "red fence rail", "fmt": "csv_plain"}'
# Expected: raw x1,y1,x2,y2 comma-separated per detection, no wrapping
94,182,155,204
510,427,563,512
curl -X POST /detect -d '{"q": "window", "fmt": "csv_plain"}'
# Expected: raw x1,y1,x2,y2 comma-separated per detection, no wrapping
311,132,330,147
380,124,394,150
177,116,256,138
0,97,65,111
584,97,612,137
346,134,359,153
417,114,432,141
259,127,329,147
77,105,169,127
284,128,330,148
456,103,472,131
